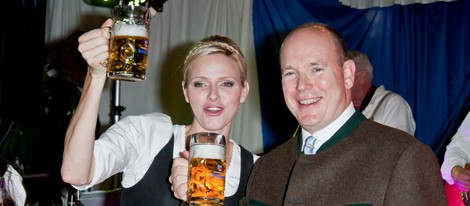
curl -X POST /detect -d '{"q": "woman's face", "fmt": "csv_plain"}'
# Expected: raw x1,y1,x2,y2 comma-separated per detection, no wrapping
183,53,249,133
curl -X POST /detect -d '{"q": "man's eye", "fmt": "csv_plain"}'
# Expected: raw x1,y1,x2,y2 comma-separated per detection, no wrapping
283,71,293,76
222,81,234,87
282,70,296,79
193,82,204,87
310,67,323,73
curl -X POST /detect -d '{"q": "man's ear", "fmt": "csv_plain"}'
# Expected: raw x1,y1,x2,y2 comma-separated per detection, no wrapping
343,59,355,89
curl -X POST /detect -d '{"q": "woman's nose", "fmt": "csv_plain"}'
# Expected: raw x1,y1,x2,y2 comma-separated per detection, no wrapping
208,85,219,101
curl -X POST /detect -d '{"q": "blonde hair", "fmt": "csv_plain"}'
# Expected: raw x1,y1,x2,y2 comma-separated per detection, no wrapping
182,35,247,88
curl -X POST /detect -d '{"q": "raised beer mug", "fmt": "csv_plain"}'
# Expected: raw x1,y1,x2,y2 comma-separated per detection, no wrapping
107,5,150,81
187,132,226,206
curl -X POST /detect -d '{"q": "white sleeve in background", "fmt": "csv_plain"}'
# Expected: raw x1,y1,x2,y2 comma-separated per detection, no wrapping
3,165,27,206
441,111,470,184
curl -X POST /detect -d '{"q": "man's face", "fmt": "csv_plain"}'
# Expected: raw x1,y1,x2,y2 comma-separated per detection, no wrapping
280,28,354,133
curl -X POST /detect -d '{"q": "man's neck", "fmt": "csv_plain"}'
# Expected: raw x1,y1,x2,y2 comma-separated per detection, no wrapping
359,84,376,111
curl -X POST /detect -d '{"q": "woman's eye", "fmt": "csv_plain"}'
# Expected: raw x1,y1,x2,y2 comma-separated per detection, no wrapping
221,81,234,87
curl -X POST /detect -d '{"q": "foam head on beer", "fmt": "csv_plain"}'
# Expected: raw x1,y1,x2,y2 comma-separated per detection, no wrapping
114,23,148,37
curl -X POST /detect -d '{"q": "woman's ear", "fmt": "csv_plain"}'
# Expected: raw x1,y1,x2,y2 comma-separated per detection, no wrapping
240,81,250,103
182,81,189,103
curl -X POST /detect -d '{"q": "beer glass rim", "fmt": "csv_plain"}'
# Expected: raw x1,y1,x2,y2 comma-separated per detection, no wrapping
187,132,226,148
114,4,148,10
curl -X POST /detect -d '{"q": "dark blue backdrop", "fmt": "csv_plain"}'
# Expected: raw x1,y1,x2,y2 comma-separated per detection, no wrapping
253,0,470,160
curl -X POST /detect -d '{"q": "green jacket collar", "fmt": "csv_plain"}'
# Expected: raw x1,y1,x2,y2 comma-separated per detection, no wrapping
296,111,366,153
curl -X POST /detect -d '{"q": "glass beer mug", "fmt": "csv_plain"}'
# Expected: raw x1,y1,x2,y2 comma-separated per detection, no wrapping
187,132,226,205
107,5,150,81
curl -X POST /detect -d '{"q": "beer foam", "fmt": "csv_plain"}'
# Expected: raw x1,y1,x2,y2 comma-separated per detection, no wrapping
190,145,225,159
114,23,148,37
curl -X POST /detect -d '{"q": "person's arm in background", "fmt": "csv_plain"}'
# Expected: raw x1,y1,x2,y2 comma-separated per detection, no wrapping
441,111,470,192
60,19,113,186
0,158,27,206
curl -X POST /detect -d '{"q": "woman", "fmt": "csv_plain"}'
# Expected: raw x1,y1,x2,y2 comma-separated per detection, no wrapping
60,19,258,205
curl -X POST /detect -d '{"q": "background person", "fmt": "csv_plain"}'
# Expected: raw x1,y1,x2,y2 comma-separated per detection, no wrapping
60,19,258,205
441,110,470,206
0,158,26,206
348,50,416,135
240,22,446,205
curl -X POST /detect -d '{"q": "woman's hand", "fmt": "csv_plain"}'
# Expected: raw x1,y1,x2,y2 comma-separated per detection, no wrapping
169,150,190,201
77,18,113,78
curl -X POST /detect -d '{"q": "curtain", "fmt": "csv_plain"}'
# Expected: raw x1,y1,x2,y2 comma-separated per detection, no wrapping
339,0,458,9
45,1,112,45
252,0,470,155
45,0,264,154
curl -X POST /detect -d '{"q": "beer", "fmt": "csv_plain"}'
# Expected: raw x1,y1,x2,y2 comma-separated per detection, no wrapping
188,144,226,205
108,24,149,81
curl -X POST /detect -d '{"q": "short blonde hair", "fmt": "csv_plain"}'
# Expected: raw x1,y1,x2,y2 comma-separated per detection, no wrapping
182,35,247,88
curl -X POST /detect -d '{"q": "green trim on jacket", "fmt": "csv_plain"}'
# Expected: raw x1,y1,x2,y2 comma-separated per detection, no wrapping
297,111,366,153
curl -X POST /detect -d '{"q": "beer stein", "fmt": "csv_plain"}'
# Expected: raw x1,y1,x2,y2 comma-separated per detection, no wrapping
187,132,226,205
107,5,150,81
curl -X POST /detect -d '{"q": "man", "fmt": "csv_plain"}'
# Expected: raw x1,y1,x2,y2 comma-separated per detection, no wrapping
240,23,446,205
441,110,470,206
348,50,416,135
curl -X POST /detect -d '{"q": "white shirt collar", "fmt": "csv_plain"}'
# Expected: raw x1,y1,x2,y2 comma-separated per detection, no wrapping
301,102,356,153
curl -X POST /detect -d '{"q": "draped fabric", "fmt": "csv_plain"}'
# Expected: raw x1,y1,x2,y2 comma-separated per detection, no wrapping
253,0,470,155
339,0,458,9
45,1,112,46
